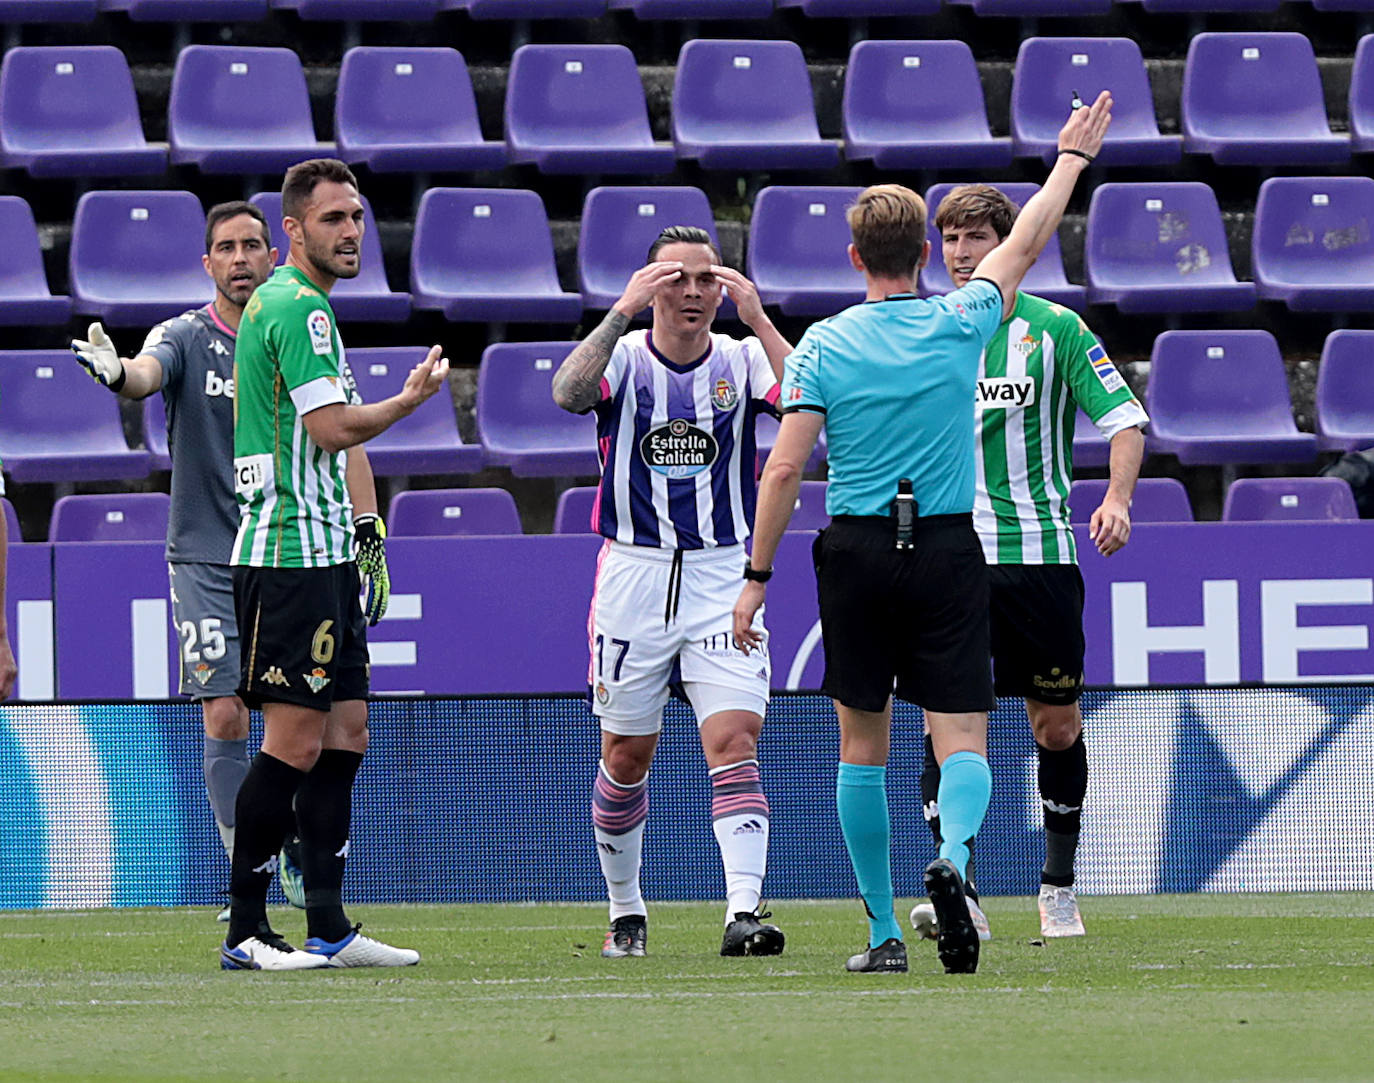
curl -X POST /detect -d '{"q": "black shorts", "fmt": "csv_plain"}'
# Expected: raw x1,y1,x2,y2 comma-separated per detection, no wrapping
814,514,994,715
233,563,370,712
988,563,1085,705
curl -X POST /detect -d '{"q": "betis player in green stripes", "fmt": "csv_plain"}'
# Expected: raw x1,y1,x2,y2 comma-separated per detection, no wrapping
223,158,449,972
916,184,1148,941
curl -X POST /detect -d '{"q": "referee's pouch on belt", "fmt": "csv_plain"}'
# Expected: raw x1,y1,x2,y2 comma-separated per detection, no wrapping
893,479,918,550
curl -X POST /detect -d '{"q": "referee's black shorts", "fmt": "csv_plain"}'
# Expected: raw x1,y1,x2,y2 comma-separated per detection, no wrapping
233,563,370,712
814,513,993,715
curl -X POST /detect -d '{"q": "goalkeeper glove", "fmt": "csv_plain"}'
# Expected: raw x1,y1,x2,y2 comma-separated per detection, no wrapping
71,321,127,392
354,513,390,626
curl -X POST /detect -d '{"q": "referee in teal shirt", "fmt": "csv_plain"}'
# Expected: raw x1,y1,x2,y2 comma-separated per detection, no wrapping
734,92,1113,977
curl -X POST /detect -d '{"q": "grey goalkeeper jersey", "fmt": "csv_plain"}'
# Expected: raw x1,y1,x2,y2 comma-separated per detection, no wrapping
140,305,239,564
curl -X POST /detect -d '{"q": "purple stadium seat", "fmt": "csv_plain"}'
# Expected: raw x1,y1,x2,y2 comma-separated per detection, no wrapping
99,1,269,18
1012,38,1180,167
0,2,97,18
1311,0,1374,9
971,0,1112,13
1146,331,1316,465
748,186,866,317
672,40,841,172
49,493,170,542
336,48,505,173
1069,478,1194,524
346,347,484,476
0,47,165,177
1084,182,1256,313
1142,0,1277,9
170,46,330,174
70,191,212,328
477,342,600,477
1182,33,1349,166
843,41,1013,170
753,412,828,474
0,350,151,482
1316,331,1374,452
2,498,21,544
553,486,598,534
250,192,411,323
609,0,772,16
779,0,941,13
411,189,582,323
454,1,607,15
1072,407,1111,469
1349,36,1374,155
270,0,440,17
920,182,1085,311
143,395,171,472
577,186,725,311
0,197,70,327
506,45,675,176
387,488,522,537
1222,477,1359,522
1252,176,1374,312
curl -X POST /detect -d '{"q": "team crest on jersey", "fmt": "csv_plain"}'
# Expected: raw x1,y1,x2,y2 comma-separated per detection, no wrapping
1013,332,1037,357
640,419,719,479
303,667,330,693
711,378,738,410
307,309,333,356
191,663,215,687
595,681,610,705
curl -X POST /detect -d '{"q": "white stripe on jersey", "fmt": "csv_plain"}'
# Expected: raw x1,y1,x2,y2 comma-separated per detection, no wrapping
1001,316,1041,564
649,360,676,549
1039,335,1071,562
691,366,717,548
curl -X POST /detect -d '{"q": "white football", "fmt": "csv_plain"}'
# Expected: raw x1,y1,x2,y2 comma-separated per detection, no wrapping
909,903,938,941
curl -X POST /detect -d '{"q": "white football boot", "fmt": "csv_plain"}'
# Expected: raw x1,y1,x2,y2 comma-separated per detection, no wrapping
305,926,420,967
910,896,992,942
1038,885,1086,937
220,935,330,971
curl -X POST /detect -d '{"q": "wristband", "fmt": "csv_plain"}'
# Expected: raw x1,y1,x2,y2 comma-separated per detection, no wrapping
1058,148,1095,164
743,565,773,583
108,367,127,393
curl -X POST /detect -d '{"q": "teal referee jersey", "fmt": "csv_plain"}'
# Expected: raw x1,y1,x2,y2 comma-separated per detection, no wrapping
781,279,1003,517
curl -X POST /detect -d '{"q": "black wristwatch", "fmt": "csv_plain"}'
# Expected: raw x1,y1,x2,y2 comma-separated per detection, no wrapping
743,565,773,583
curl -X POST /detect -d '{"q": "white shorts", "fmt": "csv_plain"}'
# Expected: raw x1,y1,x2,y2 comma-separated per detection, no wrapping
588,541,770,736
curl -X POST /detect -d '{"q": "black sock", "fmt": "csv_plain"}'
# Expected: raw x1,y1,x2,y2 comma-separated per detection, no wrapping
920,732,942,846
295,749,363,942
228,752,305,947
1038,732,1087,887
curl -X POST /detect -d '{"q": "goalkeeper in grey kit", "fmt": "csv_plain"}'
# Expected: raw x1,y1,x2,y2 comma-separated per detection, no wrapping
70,200,392,918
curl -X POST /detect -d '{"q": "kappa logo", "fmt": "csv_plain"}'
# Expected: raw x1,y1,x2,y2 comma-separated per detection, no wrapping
260,666,289,687
336,839,350,860
191,663,215,687
922,799,939,823
303,667,331,693
1042,798,1082,815
252,854,279,876
712,378,738,410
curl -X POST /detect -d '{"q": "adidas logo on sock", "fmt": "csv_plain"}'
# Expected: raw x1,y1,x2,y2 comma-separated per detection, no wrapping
732,819,766,836
598,842,623,856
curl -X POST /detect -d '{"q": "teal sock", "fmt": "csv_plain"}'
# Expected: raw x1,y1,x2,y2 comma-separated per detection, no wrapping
936,751,992,881
836,762,903,947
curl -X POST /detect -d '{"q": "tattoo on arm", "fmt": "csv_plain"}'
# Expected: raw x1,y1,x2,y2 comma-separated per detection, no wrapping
552,310,630,412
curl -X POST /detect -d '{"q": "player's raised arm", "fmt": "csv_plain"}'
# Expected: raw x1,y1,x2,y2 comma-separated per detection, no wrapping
709,265,792,380
974,91,1113,311
71,322,165,400
552,260,683,413
301,345,449,454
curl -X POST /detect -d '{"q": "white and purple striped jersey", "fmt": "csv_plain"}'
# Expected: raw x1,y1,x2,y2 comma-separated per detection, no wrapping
590,330,781,549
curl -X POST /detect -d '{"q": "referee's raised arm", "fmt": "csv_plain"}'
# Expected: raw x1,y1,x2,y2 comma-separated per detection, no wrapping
973,90,1113,312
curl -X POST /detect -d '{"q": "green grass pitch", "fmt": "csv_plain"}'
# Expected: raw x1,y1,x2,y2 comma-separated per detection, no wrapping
2,895,1372,1083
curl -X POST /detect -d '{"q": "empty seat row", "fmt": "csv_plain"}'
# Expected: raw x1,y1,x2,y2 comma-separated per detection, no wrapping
1066,476,1362,524
8,175,1370,329
4,35,1371,181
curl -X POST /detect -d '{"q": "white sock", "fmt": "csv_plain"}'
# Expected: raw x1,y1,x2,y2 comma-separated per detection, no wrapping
216,822,235,859
712,813,768,922
595,822,646,921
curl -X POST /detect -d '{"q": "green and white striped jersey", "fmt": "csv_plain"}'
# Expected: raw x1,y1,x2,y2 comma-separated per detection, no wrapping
973,293,1148,566
230,265,359,569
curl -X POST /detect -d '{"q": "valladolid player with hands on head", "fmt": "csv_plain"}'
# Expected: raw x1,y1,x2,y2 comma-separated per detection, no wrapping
910,184,1148,945
552,226,791,961
223,158,447,971
70,201,391,919
735,93,1113,976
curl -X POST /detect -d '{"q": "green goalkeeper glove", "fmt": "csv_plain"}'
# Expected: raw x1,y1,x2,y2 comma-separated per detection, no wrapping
353,513,390,626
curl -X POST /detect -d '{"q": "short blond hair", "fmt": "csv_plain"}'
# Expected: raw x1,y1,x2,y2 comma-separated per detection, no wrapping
846,184,927,278
933,184,1018,242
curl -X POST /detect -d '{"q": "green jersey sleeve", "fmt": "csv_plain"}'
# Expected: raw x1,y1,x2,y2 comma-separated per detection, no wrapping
1057,312,1147,434
263,285,349,415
